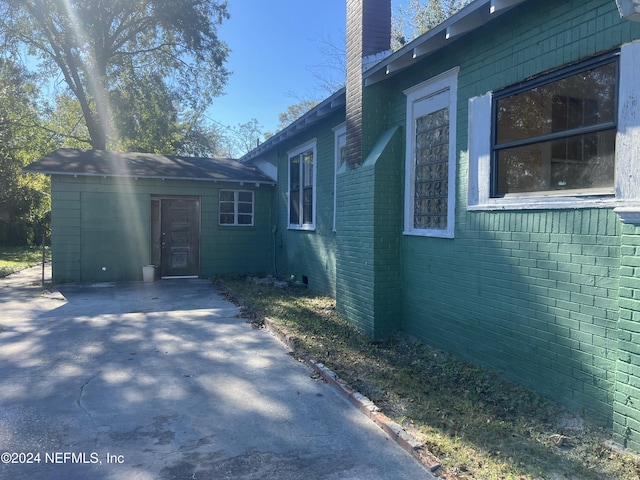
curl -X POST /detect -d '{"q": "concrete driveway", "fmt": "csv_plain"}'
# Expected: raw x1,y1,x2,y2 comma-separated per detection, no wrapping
0,266,433,480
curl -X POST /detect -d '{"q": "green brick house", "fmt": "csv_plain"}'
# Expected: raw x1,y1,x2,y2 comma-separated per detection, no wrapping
241,0,640,450
26,0,640,451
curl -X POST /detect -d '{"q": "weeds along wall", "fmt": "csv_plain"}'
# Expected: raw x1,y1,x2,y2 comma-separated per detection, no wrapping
372,0,640,434
49,175,273,282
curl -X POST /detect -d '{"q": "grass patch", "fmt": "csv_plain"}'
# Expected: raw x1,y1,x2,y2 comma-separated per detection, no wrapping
0,245,50,278
218,276,640,480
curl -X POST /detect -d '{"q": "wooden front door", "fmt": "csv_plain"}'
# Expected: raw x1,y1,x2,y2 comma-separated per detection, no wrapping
153,197,200,278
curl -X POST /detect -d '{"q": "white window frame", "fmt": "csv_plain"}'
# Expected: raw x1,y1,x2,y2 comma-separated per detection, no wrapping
288,139,317,230
218,190,255,226
333,123,347,231
404,67,458,238
468,40,640,212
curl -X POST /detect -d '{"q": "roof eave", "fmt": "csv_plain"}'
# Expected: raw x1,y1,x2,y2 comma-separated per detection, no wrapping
22,169,276,186
364,0,528,86
241,87,346,164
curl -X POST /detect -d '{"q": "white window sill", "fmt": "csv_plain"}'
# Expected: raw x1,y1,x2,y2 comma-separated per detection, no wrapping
467,41,640,219
466,195,625,211
403,229,454,238
614,206,640,224
288,225,316,231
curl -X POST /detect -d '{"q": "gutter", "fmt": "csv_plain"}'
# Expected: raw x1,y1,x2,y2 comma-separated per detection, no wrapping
23,170,276,187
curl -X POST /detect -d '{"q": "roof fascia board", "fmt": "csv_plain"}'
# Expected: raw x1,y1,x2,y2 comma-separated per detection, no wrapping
490,0,525,14
241,87,346,163
29,170,275,185
445,8,487,40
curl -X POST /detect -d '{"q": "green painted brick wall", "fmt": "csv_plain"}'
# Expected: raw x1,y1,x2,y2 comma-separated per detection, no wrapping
371,0,640,424
336,164,376,334
336,126,404,338
258,111,343,296
50,175,273,282
371,129,404,336
615,223,640,450
402,209,621,423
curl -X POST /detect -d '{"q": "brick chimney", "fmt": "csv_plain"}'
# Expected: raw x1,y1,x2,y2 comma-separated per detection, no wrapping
345,0,391,168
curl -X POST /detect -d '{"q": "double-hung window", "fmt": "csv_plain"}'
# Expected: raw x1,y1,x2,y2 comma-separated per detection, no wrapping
219,190,254,226
288,140,316,230
492,53,618,198
404,68,458,238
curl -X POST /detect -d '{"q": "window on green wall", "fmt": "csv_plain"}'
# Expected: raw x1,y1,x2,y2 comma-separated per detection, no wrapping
404,68,458,238
492,52,618,197
219,190,254,226
468,44,640,211
288,139,316,230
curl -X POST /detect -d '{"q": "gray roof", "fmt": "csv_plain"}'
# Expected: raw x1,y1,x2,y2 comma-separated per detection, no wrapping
24,148,276,185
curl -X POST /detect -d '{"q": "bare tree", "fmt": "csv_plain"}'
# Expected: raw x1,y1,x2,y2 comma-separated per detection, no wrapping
308,31,346,95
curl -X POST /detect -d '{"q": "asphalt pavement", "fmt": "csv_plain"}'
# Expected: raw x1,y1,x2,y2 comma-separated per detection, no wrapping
0,264,435,479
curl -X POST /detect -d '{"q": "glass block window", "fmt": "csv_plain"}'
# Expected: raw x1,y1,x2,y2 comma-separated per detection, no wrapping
414,107,450,230
404,68,458,238
219,190,254,226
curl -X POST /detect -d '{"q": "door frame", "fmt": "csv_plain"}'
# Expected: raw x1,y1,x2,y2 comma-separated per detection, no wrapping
151,195,201,278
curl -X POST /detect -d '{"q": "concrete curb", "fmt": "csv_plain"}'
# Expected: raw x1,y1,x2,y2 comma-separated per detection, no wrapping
261,316,440,473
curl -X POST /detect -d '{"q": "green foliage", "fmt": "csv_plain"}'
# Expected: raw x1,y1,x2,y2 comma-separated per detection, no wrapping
231,118,264,157
277,100,319,131
0,0,230,151
174,118,225,158
110,71,181,153
0,58,52,246
41,94,92,148
213,118,267,159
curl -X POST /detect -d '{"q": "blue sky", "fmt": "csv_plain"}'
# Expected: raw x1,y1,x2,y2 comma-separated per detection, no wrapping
207,1,403,137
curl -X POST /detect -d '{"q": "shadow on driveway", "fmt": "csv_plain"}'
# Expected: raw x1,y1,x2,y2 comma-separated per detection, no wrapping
0,270,433,479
